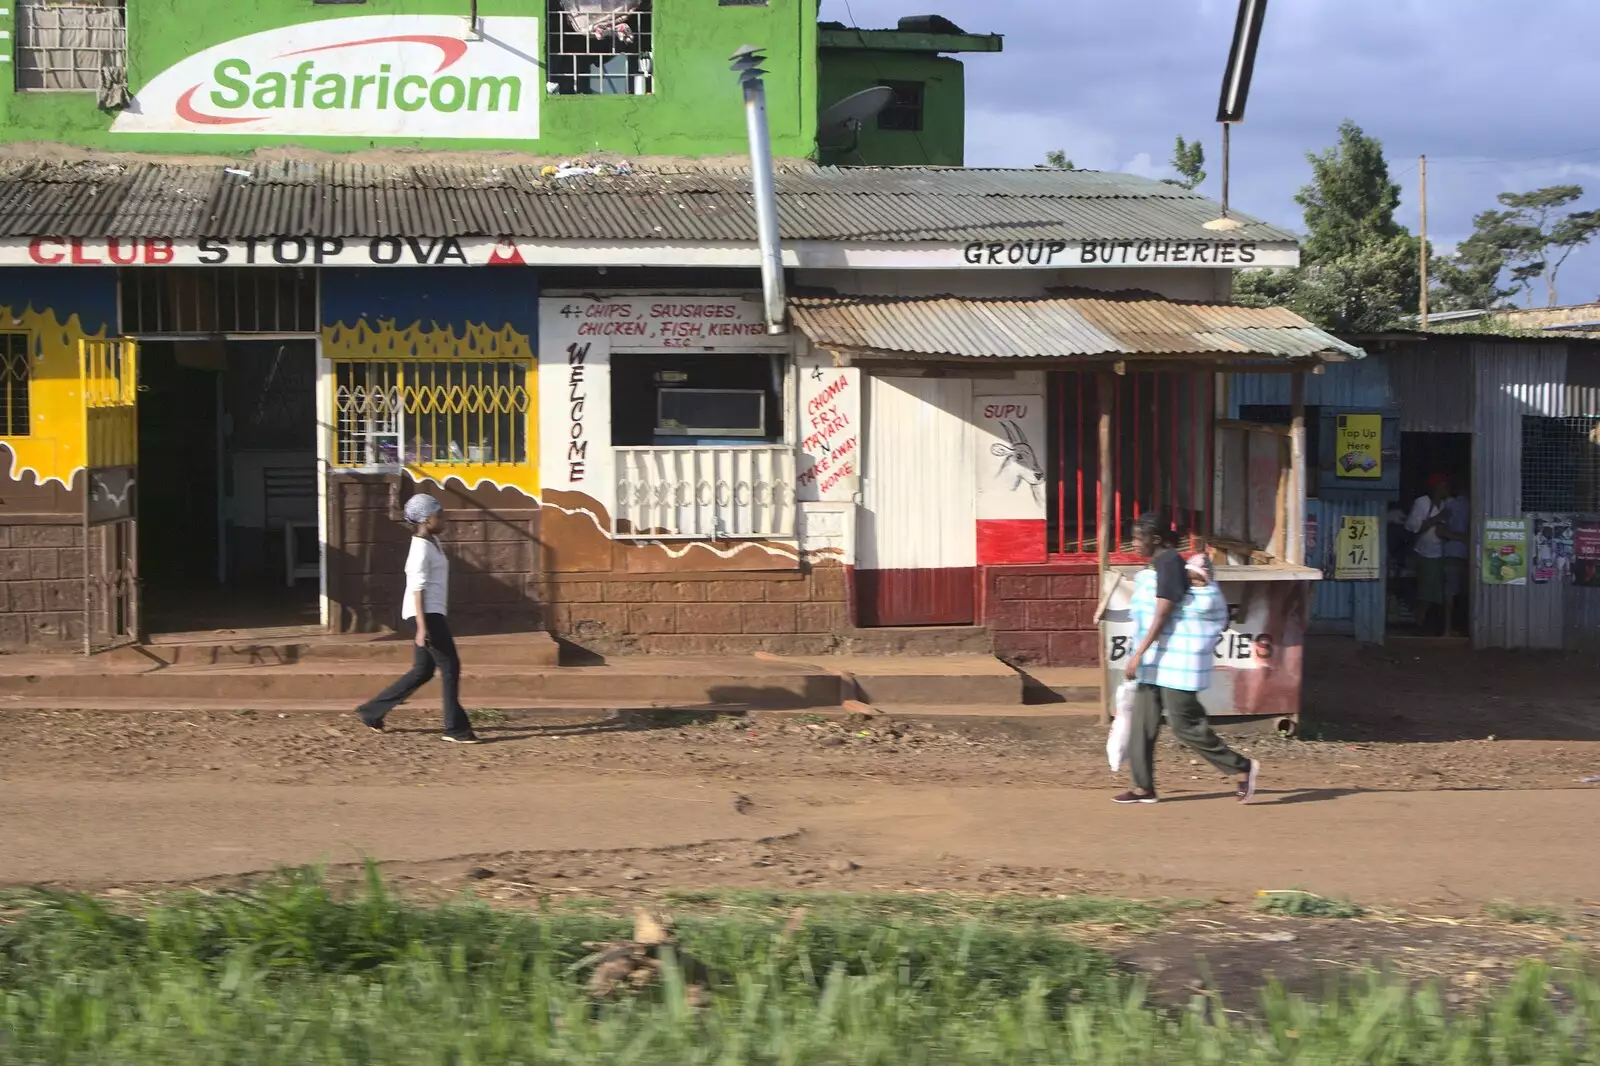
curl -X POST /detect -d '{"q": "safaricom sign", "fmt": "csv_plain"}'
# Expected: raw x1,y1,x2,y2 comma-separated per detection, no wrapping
111,15,540,139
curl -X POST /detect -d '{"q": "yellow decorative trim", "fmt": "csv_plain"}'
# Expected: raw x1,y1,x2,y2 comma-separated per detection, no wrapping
322,318,540,499
0,304,109,489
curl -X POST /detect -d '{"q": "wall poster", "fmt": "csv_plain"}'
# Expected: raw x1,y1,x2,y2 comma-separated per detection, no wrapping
1333,515,1379,580
1531,515,1577,585
1480,517,1529,586
1334,413,1383,479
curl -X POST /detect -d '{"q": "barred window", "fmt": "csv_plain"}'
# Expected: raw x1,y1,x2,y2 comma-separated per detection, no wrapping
1521,415,1600,512
547,0,653,96
14,0,126,93
334,361,531,469
0,333,31,437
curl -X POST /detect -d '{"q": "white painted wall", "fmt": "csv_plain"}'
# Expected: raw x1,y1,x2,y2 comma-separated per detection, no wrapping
859,375,977,572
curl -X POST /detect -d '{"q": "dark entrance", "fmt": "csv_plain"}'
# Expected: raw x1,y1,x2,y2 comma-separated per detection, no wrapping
1390,431,1473,637
137,340,320,634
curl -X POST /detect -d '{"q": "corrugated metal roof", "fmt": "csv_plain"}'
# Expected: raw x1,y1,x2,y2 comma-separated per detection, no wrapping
789,291,1364,362
0,159,1299,243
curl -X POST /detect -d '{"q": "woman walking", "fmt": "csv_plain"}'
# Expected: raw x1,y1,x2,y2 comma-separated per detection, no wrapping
356,493,479,743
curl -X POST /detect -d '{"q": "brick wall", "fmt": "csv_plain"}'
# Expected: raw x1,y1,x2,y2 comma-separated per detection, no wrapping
546,563,849,656
985,563,1099,667
0,521,86,649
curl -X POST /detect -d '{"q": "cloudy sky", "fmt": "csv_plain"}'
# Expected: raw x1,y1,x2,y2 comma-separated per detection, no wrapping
817,0,1600,307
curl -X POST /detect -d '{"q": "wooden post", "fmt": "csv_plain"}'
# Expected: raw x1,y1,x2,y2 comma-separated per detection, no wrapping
1419,154,1429,330
1096,371,1115,724
1289,370,1307,565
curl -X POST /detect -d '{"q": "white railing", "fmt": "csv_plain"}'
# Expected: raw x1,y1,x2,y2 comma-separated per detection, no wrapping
614,446,795,540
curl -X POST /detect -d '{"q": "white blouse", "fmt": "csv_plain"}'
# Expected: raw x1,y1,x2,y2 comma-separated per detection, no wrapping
401,536,450,619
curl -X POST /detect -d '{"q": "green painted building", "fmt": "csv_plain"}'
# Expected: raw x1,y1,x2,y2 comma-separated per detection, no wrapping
0,1,999,163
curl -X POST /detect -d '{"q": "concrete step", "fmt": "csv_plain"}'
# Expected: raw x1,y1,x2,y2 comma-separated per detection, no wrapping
112,631,561,668
786,654,1024,706
1018,666,1104,706
0,657,843,709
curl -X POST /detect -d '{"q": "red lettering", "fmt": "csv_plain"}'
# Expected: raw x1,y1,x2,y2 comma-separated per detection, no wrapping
144,238,174,265
107,239,139,266
28,237,64,265
69,238,102,266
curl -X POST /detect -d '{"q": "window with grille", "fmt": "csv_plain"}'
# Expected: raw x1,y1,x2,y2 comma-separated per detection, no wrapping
0,333,31,437
14,0,126,93
877,81,926,132
120,269,318,335
1046,370,1214,558
333,361,531,469
1521,415,1600,512
546,0,653,96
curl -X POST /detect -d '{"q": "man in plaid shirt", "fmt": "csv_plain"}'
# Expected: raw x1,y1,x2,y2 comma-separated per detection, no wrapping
1115,511,1260,805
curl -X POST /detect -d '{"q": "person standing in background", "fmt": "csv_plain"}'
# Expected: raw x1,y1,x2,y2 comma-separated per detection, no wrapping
1405,474,1451,633
356,493,480,744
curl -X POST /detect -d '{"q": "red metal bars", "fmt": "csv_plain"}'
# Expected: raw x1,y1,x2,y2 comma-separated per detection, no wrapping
1047,369,1211,559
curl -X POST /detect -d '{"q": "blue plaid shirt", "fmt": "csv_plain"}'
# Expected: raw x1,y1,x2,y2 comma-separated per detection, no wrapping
1128,569,1230,692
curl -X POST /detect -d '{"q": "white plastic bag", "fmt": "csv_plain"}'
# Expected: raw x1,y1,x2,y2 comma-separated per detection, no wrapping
1106,681,1138,772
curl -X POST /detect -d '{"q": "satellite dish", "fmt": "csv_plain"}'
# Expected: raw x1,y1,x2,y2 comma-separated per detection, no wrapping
817,86,895,150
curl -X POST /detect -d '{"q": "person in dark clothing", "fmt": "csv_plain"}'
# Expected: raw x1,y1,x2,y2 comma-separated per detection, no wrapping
355,493,479,743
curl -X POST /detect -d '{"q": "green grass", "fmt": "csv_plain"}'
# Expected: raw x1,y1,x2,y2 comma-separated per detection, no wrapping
1256,890,1367,919
0,869,1594,1065
1486,901,1571,927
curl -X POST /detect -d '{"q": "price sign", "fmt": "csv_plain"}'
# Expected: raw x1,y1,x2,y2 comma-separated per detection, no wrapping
1334,515,1379,580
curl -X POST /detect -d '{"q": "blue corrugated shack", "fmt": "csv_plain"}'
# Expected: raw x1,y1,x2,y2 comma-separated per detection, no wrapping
1229,330,1600,650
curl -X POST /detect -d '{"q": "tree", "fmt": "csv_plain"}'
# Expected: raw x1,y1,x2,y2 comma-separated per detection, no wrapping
1235,121,1420,333
1042,150,1075,171
1429,208,1532,312
1493,186,1600,306
1296,120,1405,262
1166,135,1206,191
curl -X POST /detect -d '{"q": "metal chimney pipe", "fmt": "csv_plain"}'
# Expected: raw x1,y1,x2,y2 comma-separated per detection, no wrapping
731,45,787,335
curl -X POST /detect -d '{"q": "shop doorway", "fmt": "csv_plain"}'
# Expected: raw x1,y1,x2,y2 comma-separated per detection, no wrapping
137,340,320,634
1389,431,1472,637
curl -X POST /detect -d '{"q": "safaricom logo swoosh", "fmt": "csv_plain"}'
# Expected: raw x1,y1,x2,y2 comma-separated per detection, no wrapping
174,34,520,126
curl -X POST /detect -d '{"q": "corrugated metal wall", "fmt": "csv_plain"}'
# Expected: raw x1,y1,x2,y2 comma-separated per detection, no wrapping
1230,361,1392,643
1472,342,1569,649
1388,340,1474,432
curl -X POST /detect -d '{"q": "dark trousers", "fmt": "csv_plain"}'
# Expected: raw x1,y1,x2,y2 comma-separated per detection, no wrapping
357,614,472,737
1128,683,1250,793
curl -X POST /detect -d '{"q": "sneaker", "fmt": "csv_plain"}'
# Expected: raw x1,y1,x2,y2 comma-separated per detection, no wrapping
1112,790,1159,804
1237,760,1260,803
441,732,482,745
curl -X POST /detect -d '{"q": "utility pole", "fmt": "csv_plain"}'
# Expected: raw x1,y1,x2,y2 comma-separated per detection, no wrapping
1419,154,1429,330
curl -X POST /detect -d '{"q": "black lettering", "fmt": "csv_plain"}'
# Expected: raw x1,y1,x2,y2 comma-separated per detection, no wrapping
437,237,467,265
567,440,588,461
1218,245,1236,264
1236,634,1253,660
1193,243,1210,263
1153,241,1170,263
1007,243,1025,264
1172,243,1190,263
569,461,586,481
1118,241,1133,264
1110,635,1130,662
272,237,307,265
1214,632,1229,657
569,398,584,420
987,243,1004,265
567,342,590,366
1047,240,1067,264
244,236,261,264
964,242,984,265
197,237,230,265
313,237,344,263
568,364,585,383
405,237,438,264
1239,243,1257,264
370,237,403,264
1080,242,1098,265
1136,240,1152,263
1026,241,1046,265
